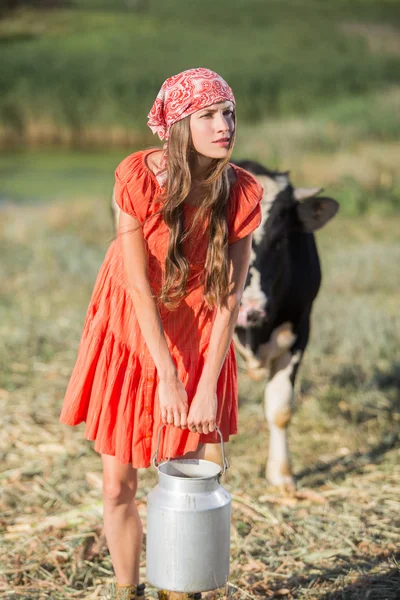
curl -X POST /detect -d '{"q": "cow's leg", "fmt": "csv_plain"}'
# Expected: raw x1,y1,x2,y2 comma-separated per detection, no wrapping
264,350,301,490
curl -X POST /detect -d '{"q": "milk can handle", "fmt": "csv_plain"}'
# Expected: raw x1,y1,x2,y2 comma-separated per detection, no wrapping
152,423,230,475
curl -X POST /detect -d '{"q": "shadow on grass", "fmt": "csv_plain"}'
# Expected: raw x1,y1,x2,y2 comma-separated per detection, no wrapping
295,432,399,487
247,551,400,600
373,362,400,393
331,361,400,398
321,360,400,425
317,565,400,600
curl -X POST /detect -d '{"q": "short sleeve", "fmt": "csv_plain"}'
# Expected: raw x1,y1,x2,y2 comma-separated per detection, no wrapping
114,151,156,223
228,168,263,244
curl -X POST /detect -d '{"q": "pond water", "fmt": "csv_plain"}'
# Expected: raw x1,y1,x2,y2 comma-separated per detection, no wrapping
0,148,137,204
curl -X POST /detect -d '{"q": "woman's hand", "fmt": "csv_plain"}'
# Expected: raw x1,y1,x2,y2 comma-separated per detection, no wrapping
187,381,218,435
158,376,189,429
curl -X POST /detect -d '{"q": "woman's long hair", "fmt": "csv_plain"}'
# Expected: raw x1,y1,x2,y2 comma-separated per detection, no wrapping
158,113,237,311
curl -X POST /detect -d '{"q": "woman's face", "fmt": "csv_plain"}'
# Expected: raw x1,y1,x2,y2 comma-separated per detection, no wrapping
189,100,235,159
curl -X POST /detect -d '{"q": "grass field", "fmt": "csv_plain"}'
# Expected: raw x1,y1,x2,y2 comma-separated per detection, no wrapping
1,184,399,598
1,0,400,146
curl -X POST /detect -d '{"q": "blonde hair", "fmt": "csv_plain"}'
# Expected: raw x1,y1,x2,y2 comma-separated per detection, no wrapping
157,113,237,310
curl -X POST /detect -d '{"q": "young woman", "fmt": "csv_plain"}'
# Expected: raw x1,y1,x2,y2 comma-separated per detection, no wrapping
59,67,263,600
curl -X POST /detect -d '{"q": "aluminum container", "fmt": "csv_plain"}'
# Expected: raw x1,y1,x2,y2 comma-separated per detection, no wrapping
146,425,231,593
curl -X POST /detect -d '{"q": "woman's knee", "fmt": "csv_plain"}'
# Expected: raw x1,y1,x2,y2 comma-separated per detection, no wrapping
102,454,138,505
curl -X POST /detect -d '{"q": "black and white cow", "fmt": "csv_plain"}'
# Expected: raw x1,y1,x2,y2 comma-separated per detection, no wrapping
110,161,339,490
231,159,339,489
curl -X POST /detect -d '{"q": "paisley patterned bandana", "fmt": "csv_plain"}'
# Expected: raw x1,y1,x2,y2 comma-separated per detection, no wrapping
146,67,235,188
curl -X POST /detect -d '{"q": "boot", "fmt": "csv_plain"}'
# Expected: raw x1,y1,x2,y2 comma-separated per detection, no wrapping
157,592,201,600
108,581,146,600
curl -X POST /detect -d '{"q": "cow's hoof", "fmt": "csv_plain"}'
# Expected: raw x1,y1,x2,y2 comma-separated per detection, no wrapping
268,480,297,495
279,481,297,495
266,466,296,493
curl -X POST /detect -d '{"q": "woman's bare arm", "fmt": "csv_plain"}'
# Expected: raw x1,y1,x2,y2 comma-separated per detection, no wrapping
201,233,252,385
187,233,253,434
118,210,188,428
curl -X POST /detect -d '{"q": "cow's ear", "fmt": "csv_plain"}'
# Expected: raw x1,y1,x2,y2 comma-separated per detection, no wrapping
295,197,339,232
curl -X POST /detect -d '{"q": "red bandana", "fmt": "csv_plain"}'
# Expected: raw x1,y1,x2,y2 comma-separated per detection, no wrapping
147,67,235,187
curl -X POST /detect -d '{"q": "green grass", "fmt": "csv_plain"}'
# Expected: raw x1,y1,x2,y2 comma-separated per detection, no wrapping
1,0,400,143
0,149,128,201
1,0,400,221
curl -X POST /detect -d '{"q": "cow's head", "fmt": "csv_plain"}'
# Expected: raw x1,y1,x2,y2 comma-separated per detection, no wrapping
233,160,339,377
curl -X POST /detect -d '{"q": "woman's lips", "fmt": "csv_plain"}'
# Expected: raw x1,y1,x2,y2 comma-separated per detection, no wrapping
213,139,230,146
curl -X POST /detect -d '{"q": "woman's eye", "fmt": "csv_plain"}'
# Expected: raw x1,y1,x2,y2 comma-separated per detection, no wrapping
202,110,234,118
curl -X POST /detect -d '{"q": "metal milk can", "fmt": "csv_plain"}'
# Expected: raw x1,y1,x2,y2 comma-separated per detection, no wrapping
146,425,231,593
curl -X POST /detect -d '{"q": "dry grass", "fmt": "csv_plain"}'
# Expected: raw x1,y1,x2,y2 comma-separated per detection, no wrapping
0,195,399,599
339,22,400,56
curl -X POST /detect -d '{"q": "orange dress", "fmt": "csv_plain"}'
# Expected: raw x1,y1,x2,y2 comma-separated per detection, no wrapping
59,148,263,468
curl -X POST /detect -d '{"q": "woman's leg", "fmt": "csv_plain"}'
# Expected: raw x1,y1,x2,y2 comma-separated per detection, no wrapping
101,454,143,586
180,443,206,460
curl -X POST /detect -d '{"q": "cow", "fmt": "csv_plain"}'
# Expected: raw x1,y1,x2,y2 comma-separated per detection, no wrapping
228,159,339,490
110,160,339,491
